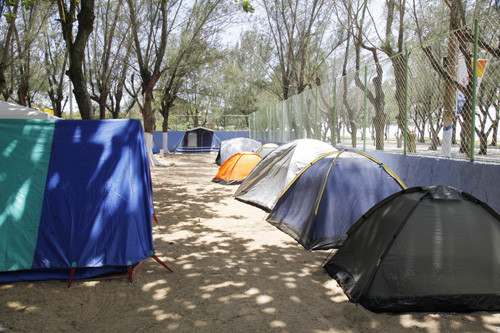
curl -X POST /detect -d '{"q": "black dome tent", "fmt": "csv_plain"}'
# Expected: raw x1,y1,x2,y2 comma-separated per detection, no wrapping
324,185,500,313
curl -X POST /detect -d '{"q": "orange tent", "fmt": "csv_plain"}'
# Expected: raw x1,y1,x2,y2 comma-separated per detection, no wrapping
212,153,262,185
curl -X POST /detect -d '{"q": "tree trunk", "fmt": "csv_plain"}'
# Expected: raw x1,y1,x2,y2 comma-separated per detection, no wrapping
0,64,6,99
391,54,407,139
374,109,385,150
142,88,155,133
491,111,499,146
160,93,175,154
97,91,108,119
58,0,96,119
0,2,18,99
458,93,473,157
68,64,94,119
162,116,169,154
478,129,488,155
442,0,462,156
350,122,357,147
17,75,29,106
452,117,458,144
430,126,441,150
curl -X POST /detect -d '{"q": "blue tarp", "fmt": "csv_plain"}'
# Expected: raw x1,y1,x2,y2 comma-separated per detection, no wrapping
0,119,155,282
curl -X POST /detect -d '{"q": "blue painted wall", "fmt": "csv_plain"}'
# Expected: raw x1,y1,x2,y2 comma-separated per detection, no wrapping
365,151,500,213
152,131,500,213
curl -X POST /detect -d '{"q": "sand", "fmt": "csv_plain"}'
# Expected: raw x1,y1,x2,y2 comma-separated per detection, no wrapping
1,153,499,332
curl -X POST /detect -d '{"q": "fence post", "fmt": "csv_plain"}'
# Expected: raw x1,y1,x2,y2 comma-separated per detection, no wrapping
271,104,275,141
249,113,252,138
282,100,285,142
273,103,276,142
276,103,279,141
404,49,409,155
252,113,255,139
263,109,265,140
289,98,293,141
259,109,264,140
315,85,319,140
268,106,271,141
333,77,337,146
363,65,368,151
470,18,479,162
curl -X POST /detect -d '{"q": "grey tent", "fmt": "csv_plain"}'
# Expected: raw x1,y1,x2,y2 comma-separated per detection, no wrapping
324,185,500,313
234,139,337,211
216,137,261,165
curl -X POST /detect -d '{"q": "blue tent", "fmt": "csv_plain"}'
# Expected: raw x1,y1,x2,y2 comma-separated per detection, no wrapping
153,130,249,154
0,119,163,284
174,127,217,153
267,150,406,250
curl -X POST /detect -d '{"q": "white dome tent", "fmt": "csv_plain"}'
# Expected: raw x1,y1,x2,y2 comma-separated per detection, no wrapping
0,100,59,119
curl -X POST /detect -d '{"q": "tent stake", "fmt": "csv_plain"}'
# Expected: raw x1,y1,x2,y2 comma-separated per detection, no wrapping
153,214,159,226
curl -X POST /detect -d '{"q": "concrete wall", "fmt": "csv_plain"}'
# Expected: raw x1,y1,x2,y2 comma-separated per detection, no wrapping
366,151,500,213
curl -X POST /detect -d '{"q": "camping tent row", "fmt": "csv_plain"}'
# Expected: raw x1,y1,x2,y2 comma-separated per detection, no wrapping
234,139,339,210
216,137,262,165
235,146,406,250
0,119,170,285
233,140,500,312
211,139,280,185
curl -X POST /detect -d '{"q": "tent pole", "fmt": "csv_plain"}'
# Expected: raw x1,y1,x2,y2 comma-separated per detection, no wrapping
151,254,174,273
128,265,133,285
67,266,76,289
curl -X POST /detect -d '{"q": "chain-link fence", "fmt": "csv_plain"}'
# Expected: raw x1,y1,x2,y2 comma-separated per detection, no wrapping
161,114,249,131
250,14,500,162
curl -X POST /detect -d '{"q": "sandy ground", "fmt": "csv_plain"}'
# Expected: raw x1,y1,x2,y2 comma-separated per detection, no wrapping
1,153,499,332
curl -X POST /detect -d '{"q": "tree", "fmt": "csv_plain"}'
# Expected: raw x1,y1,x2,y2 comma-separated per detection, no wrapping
155,0,236,152
108,40,135,119
126,0,172,162
476,65,499,154
56,0,95,119
261,0,340,99
368,0,408,148
0,0,20,100
13,2,52,106
349,0,386,150
87,0,131,119
223,31,271,119
416,0,499,157
44,28,69,118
